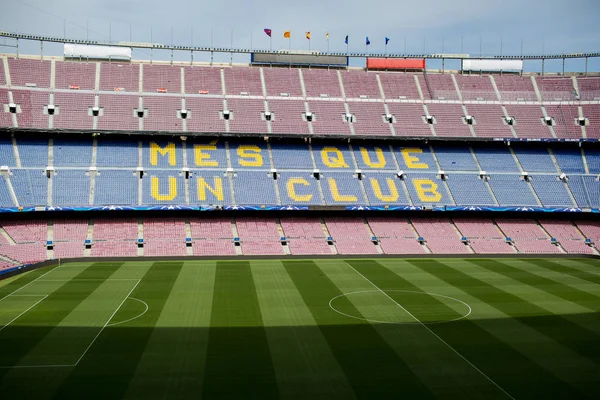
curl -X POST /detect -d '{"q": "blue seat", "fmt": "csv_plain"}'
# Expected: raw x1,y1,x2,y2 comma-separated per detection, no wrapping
473,146,520,173
53,170,90,206
446,174,496,206
530,175,574,207
190,170,231,205
95,170,138,205
187,140,228,170
353,145,397,171
0,175,14,207
404,173,454,206
142,170,186,204
321,172,366,205
17,138,48,167
513,146,557,173
11,169,48,206
552,148,585,173
433,146,479,171
363,173,409,205
0,138,16,167
96,138,139,167
53,139,93,167
232,171,278,205
271,144,314,170
277,172,323,205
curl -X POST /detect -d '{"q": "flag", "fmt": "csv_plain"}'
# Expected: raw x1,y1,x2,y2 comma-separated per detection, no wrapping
345,35,349,44
306,31,311,40
366,37,370,46
385,37,390,45
264,28,272,37
284,31,290,39
326,33,329,40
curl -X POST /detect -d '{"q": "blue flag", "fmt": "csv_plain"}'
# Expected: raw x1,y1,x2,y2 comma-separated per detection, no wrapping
366,37,370,46
385,37,390,45
345,35,349,44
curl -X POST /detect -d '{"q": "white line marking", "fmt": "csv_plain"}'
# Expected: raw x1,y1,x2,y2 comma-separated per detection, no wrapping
328,289,472,325
72,279,141,366
0,364,74,369
0,295,48,333
37,279,140,282
343,262,515,400
0,267,59,302
106,297,149,327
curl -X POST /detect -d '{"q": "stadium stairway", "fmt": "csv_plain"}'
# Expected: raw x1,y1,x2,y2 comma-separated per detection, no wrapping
530,75,543,102
508,146,544,206
450,219,475,253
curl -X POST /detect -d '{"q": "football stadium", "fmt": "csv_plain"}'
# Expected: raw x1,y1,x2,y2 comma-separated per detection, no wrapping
0,4,600,397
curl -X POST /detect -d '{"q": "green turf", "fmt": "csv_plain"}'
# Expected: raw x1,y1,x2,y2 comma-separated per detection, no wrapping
0,257,598,399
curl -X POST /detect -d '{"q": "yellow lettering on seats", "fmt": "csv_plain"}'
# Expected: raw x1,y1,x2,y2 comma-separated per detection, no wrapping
328,178,357,202
194,145,219,167
151,176,177,201
321,147,349,168
197,177,224,201
360,147,386,168
237,145,263,167
413,179,442,202
150,142,176,166
371,178,399,202
401,148,429,169
286,178,312,202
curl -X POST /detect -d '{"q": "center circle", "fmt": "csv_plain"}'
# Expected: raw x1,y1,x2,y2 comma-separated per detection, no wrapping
329,290,472,325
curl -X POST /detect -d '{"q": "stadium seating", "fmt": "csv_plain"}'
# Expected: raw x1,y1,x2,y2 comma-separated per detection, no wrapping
91,218,138,257
537,77,576,101
367,217,427,254
190,217,236,256
454,75,497,101
0,216,596,264
494,75,537,101
184,66,222,95
0,55,599,265
452,218,515,254
236,217,284,255
263,68,302,97
495,219,563,253
467,104,512,138
1,57,600,141
325,217,379,254
378,72,421,100
143,217,187,256
0,136,595,209
279,217,331,255
539,220,595,254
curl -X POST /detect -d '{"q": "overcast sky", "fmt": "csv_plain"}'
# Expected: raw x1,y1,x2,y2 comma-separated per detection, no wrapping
1,0,599,71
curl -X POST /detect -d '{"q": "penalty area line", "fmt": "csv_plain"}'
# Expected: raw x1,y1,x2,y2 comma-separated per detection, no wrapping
343,262,515,400
0,295,48,333
0,266,60,302
72,279,142,366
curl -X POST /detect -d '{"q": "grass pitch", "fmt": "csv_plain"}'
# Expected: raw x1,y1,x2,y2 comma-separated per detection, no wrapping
0,257,599,399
